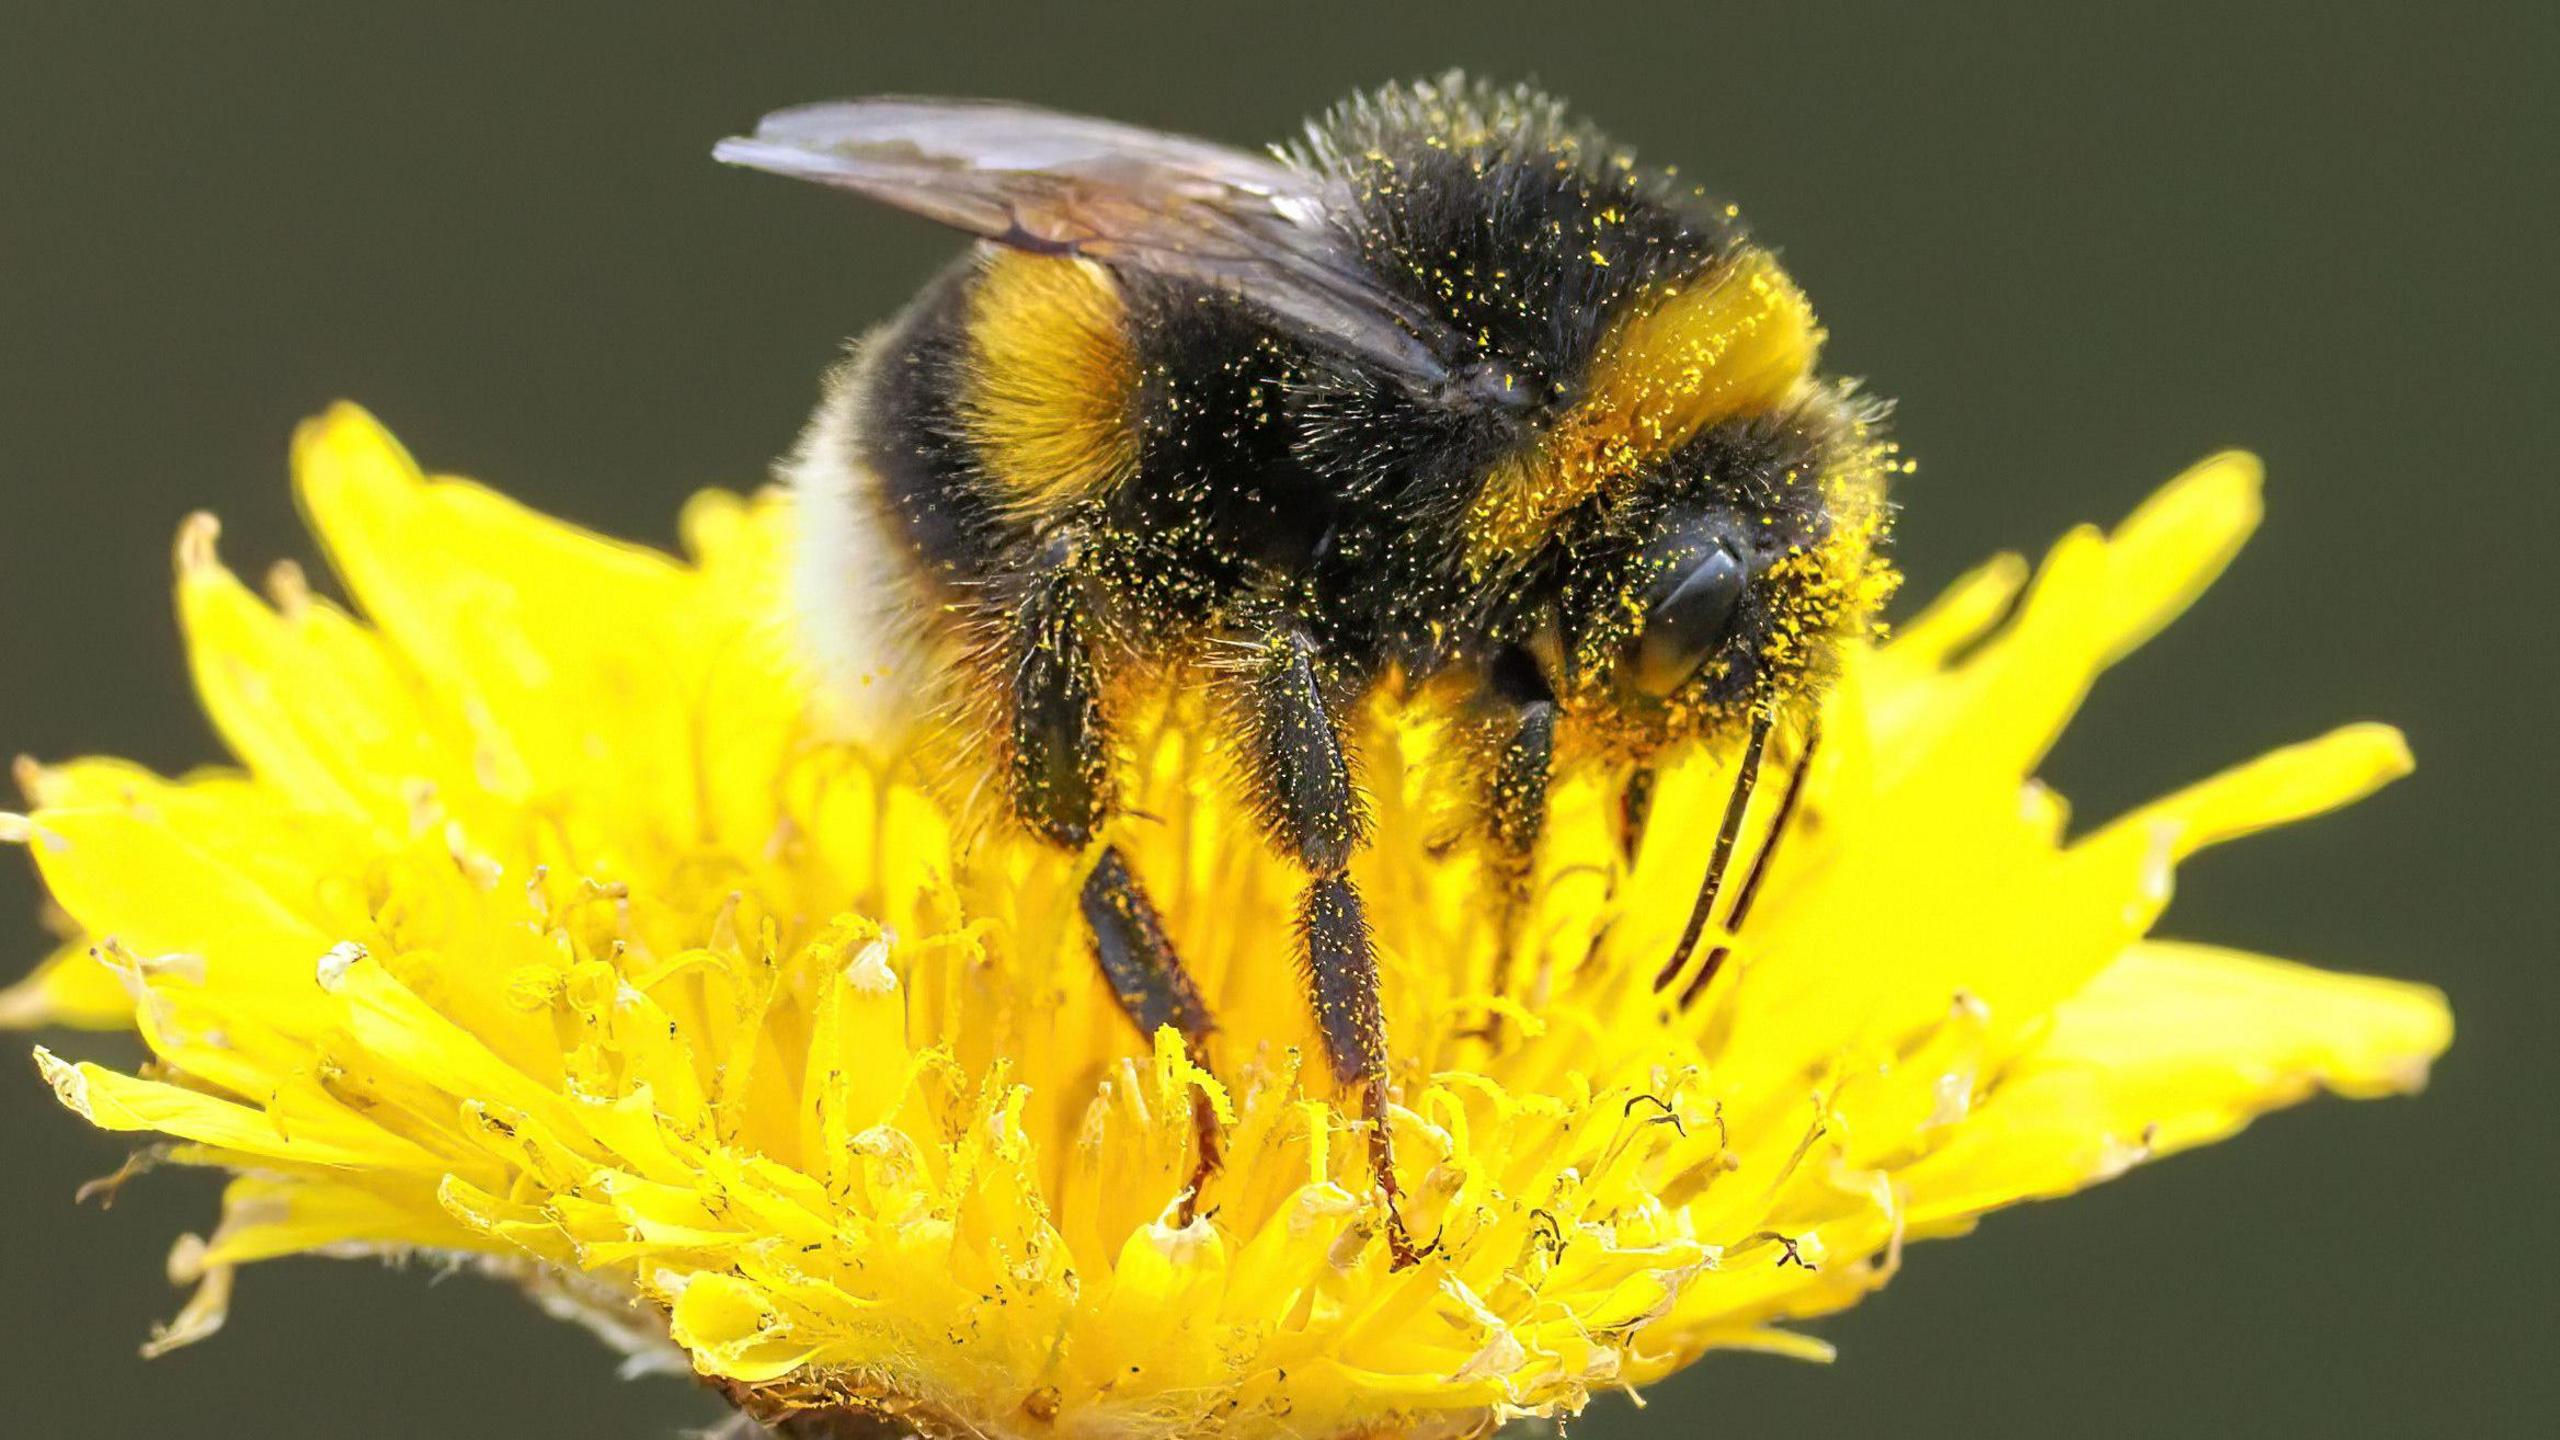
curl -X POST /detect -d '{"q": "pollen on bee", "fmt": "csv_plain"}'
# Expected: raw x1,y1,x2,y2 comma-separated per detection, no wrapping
1461,249,1822,568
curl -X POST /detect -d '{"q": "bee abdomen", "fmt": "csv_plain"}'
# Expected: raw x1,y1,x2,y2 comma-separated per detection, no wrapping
959,249,1142,514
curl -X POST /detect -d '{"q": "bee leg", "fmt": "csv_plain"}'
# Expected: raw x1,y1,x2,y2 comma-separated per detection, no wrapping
1005,557,1113,852
1006,562,1223,1219
1223,617,1426,1267
1079,845,1223,1221
1616,765,1658,864
1301,873,1427,1267
1479,695,1557,1039
1226,618,1365,875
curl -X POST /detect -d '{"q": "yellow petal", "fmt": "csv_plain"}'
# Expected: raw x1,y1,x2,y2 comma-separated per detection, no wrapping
28,803,334,998
1886,551,2029,670
175,512,448,832
34,1048,442,1170
2088,450,2263,666
0,941,135,1030
2096,722,2413,862
667,1272,820,1383
1897,942,2450,1226
198,1174,479,1267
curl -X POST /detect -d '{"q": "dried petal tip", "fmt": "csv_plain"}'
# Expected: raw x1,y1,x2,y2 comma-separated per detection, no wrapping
315,941,368,992
172,511,221,575
265,558,312,613
843,935,896,994
139,1233,233,1359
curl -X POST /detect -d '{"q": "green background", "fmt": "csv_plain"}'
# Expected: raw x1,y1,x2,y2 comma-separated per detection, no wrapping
2,4,2549,1436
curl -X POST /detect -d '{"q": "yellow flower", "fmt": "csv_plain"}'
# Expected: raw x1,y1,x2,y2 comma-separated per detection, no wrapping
7,405,2449,1440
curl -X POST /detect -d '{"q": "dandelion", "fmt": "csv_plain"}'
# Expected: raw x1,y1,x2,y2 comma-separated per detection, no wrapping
7,405,2449,1439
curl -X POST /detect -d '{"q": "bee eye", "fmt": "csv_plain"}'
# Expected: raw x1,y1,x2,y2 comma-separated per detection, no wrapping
1632,539,1746,695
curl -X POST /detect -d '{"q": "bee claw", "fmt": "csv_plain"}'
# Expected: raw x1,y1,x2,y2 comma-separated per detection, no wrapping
1382,1201,1443,1270
1175,1088,1225,1228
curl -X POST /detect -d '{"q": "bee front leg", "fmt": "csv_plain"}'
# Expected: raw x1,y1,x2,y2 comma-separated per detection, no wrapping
1222,616,1427,1267
1004,560,1223,1219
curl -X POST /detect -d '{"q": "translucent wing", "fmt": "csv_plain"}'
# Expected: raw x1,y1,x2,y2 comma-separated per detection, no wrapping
715,98,1462,390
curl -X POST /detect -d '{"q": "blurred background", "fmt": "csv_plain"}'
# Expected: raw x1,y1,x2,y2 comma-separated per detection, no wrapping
2,3,2550,1436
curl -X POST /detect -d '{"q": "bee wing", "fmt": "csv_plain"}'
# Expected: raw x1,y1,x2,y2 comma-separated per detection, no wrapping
715,98,1460,390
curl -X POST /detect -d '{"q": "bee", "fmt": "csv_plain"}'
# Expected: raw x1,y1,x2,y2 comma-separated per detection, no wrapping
718,74,1898,1265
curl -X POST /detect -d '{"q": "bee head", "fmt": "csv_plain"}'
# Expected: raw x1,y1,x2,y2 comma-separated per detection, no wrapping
1549,395,1902,760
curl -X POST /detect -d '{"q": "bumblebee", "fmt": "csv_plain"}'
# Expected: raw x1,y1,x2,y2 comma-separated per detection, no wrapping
718,75,1897,1265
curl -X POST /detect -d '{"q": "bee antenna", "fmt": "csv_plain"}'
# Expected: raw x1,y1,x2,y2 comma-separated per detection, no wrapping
1680,717,1820,1009
1651,709,1772,997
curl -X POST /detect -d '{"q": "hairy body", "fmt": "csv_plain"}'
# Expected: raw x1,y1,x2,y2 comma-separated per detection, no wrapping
742,76,1898,1263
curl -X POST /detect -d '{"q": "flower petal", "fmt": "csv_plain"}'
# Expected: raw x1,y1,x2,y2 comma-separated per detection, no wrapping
175,512,448,832
2088,450,2263,666
34,1047,444,1170
1895,942,2450,1228
0,941,134,1030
